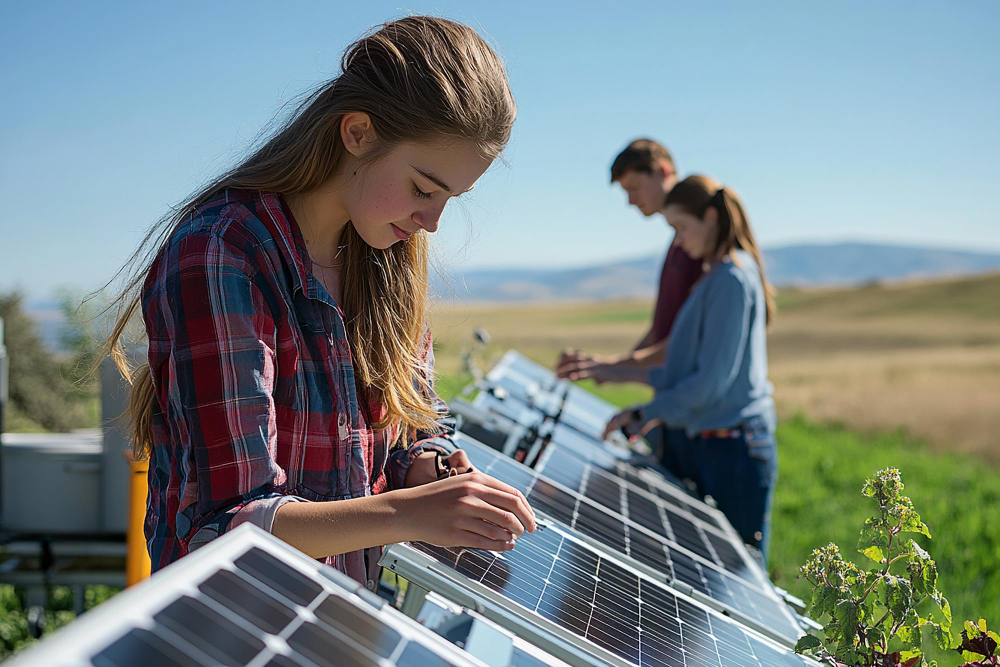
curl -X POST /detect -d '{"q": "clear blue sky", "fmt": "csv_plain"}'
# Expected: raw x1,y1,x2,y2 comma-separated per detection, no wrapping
2,1,998,301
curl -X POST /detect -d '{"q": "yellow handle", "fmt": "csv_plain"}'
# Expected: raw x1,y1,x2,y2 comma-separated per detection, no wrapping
126,459,152,586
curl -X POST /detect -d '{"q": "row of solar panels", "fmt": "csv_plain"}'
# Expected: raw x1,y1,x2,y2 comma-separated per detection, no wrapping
12,350,816,666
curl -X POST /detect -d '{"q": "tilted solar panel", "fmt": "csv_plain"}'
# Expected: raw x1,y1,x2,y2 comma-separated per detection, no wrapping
454,434,803,645
490,350,561,392
463,395,744,544
9,524,556,667
534,442,731,549
382,521,816,667
485,350,622,442
466,389,634,462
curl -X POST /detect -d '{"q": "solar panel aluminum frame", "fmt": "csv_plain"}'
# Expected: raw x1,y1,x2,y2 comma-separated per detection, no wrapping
487,350,561,393
10,524,485,667
459,391,543,431
466,389,633,460
449,396,541,460
416,591,573,667
380,523,813,667
453,434,802,647
484,356,563,416
485,350,622,442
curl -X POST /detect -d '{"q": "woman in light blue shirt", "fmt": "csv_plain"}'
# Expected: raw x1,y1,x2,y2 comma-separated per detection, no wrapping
603,174,778,560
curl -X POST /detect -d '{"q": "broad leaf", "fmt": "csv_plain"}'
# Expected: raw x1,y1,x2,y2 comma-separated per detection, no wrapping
858,517,889,563
883,575,913,624
794,634,822,654
898,621,921,647
811,584,839,620
926,621,952,651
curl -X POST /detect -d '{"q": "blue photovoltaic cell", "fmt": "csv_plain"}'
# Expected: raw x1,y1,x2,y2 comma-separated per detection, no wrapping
405,524,812,667
538,432,723,531
459,438,801,643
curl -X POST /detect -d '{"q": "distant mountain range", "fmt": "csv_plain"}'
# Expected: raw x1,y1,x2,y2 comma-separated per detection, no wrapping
434,243,1000,302
17,242,1000,352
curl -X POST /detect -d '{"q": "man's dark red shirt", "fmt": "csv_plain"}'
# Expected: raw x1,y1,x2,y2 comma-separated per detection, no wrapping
650,241,704,343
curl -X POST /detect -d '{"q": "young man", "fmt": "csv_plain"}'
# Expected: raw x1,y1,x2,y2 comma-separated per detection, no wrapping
556,139,703,483
557,139,702,381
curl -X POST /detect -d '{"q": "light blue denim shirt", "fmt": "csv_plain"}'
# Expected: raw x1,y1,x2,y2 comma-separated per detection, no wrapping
640,249,775,437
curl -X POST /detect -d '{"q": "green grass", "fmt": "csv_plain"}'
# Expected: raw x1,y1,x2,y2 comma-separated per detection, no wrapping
570,378,652,407
0,585,118,660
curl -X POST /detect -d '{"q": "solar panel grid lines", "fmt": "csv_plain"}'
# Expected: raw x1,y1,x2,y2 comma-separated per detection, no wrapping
382,521,817,667
538,441,728,536
9,524,500,667
454,434,804,646
535,442,773,590
515,441,734,576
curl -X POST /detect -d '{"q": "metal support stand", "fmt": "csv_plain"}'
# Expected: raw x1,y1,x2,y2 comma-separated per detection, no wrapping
399,579,429,619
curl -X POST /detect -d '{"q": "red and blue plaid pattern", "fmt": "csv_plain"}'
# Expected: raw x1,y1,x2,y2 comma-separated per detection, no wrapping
142,189,453,583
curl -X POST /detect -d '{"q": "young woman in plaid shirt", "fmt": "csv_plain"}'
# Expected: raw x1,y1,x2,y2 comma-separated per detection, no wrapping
103,16,535,585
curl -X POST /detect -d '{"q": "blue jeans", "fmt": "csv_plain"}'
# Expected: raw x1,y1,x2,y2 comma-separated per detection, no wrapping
691,416,778,564
652,426,698,486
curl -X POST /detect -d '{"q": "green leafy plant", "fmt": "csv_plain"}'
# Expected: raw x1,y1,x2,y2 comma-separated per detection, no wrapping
794,468,954,666
955,619,998,666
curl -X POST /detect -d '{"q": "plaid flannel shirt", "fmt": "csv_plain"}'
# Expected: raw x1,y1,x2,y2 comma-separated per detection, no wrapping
142,189,454,585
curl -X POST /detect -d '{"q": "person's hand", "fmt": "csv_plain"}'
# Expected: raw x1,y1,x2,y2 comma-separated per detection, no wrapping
404,449,475,487
602,407,641,440
555,349,590,376
399,471,537,552
557,350,608,380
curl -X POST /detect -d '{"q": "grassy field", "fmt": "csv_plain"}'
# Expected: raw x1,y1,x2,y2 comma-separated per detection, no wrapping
429,273,1000,664
431,272,1000,462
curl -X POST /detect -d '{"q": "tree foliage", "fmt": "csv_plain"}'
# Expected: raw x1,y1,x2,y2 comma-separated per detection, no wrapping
0,290,101,432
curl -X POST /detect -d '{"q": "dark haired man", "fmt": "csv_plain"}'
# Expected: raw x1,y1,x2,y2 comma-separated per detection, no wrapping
557,138,703,480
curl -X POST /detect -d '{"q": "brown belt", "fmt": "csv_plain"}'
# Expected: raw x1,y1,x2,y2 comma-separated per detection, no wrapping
698,428,743,439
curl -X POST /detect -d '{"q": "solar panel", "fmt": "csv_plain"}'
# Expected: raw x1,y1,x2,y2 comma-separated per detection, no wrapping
489,350,561,392
10,523,541,667
485,351,623,443
459,390,732,538
534,442,729,543
453,434,803,645
465,389,634,462
382,520,816,667
468,354,738,537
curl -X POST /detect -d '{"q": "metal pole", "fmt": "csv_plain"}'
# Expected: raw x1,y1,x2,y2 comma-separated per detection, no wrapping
126,458,151,586
399,580,429,618
0,316,7,522
99,356,130,533
0,316,8,434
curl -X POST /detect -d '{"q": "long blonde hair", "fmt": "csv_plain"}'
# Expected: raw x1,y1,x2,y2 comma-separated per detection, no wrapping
104,16,516,459
665,175,776,325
